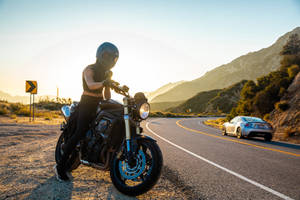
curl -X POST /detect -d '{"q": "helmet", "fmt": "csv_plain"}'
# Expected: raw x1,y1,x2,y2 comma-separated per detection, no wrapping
96,42,119,69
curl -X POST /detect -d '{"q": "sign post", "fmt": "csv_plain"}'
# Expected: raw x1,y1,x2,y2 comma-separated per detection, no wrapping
26,81,38,122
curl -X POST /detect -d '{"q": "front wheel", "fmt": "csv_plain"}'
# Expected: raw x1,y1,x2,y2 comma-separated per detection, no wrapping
110,139,163,196
222,126,227,136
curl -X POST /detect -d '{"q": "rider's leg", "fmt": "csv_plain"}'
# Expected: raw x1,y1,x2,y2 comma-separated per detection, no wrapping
55,95,101,180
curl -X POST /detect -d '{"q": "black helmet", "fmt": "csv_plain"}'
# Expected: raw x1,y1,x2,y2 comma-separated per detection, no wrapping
96,42,119,69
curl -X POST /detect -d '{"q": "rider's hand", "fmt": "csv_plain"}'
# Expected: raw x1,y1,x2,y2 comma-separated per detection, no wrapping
103,80,112,87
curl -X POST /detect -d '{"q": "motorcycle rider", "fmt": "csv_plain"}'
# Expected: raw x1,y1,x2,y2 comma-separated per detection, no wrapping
54,42,119,181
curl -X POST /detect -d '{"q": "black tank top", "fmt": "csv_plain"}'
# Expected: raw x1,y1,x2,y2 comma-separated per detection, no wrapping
82,63,106,94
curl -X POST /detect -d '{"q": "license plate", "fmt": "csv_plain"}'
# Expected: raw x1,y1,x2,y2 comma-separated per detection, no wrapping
256,124,265,129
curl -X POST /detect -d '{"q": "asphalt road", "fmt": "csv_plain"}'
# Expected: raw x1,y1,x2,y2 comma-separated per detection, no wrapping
142,117,300,200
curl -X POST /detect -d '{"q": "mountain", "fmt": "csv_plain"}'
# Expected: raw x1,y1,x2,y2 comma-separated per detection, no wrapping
169,80,247,113
0,90,56,104
151,27,300,103
150,100,184,112
145,80,185,102
0,91,30,104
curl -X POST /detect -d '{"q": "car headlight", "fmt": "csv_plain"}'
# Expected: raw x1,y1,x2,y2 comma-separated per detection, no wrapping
139,103,150,120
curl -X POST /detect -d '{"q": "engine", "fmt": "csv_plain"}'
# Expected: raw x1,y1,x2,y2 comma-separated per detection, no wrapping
81,118,112,163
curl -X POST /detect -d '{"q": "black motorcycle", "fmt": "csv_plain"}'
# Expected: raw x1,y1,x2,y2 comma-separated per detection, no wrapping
55,71,163,196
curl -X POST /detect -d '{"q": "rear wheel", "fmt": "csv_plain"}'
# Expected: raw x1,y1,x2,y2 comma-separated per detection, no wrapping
264,134,272,142
236,128,242,139
55,133,80,171
110,139,163,196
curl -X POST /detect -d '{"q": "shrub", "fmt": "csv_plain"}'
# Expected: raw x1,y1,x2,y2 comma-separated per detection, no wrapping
263,113,270,121
287,64,300,79
15,107,31,116
241,80,258,99
9,103,24,112
44,117,52,120
9,114,17,119
0,105,9,115
283,127,297,139
275,101,290,112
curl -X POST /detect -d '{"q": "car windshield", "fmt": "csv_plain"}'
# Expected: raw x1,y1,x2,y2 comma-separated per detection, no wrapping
242,117,264,123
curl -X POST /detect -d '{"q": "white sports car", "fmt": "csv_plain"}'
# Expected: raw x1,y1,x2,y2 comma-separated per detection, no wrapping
222,116,273,141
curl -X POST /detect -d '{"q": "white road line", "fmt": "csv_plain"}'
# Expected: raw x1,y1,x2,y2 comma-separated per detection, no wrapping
146,121,294,200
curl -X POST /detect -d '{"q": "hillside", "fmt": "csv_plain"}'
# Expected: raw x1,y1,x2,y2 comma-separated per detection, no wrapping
145,81,185,102
270,72,300,142
151,27,300,103
150,100,184,112
0,91,34,104
169,80,247,113
168,89,221,113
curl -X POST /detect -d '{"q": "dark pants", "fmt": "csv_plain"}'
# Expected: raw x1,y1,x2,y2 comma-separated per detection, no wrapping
58,95,102,171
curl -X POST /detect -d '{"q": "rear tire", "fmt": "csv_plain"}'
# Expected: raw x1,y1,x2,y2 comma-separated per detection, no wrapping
110,139,163,196
264,134,272,142
55,133,80,171
236,128,242,139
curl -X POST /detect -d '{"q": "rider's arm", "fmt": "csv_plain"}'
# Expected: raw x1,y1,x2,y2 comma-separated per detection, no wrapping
103,87,111,100
83,67,105,90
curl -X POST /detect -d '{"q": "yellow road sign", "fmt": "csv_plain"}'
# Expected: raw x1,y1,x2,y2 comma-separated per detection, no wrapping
26,80,37,94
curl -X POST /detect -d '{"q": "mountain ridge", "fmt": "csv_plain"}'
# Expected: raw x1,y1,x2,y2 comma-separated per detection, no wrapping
151,27,300,103
0,90,56,104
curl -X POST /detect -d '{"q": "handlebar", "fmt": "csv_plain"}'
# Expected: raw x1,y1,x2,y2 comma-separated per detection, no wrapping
104,70,130,97
109,80,130,98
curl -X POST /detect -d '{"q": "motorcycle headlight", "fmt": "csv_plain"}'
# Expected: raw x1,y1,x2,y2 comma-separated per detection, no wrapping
139,103,150,120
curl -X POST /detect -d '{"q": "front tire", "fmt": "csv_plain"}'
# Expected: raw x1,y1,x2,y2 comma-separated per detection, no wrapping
55,133,80,171
110,139,163,196
222,127,227,136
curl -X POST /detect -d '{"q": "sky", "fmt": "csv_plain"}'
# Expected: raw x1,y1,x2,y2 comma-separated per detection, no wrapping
0,0,299,101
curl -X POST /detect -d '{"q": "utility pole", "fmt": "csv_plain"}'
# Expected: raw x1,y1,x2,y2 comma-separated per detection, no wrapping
57,86,59,102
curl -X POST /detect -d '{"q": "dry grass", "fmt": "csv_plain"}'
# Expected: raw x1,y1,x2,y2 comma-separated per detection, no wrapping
0,101,63,124
204,118,226,130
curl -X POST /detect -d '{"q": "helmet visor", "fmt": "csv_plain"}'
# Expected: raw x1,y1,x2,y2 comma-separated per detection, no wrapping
102,52,119,68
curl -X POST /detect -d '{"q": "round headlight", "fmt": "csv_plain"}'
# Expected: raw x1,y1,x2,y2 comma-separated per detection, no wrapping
139,103,150,119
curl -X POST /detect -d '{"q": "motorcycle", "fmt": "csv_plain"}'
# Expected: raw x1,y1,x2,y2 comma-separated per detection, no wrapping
55,71,163,196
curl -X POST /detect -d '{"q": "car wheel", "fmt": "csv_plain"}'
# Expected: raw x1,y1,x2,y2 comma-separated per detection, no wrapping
236,128,242,139
264,134,272,142
222,127,227,136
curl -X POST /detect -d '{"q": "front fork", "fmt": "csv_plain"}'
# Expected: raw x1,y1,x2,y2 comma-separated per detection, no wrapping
123,97,141,163
123,97,131,153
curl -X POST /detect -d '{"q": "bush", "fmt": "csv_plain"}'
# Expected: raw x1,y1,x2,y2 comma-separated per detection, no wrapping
263,113,270,121
9,114,17,119
37,97,72,111
9,103,24,112
275,101,290,112
0,105,9,115
283,127,297,138
15,106,31,116
287,64,300,79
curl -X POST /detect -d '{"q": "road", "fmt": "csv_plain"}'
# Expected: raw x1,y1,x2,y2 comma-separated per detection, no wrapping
143,117,300,200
